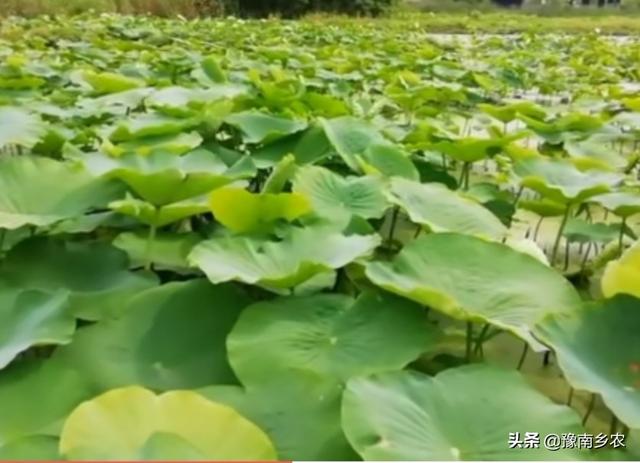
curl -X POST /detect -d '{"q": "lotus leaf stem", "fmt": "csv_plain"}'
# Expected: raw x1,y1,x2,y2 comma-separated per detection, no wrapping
550,204,572,266
582,393,597,426
517,342,529,370
144,223,157,271
618,217,626,255
386,206,400,249
465,322,473,363
567,387,574,406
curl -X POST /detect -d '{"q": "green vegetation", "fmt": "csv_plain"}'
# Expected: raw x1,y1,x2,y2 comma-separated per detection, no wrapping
0,12,639,462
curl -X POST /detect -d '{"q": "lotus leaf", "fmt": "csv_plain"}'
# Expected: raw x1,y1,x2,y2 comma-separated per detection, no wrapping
534,295,640,429
342,364,584,460
388,177,507,239
601,240,640,299
228,291,437,384
225,111,307,144
0,156,124,230
59,386,277,461
0,107,47,149
513,157,623,204
52,280,249,391
209,187,312,233
365,233,581,350
189,226,380,290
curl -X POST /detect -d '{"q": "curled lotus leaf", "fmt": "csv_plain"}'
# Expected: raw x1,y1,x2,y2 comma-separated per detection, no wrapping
83,149,255,206
365,233,581,350
534,295,640,429
513,157,623,204
388,177,507,239
0,156,124,230
209,187,312,233
224,111,307,144
189,226,380,291
591,192,640,218
601,240,640,299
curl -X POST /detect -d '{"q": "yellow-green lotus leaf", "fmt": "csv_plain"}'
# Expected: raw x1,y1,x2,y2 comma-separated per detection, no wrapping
602,240,640,299
59,386,277,461
210,187,311,233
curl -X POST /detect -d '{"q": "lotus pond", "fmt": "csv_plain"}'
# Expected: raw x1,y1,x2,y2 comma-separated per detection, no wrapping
0,13,639,461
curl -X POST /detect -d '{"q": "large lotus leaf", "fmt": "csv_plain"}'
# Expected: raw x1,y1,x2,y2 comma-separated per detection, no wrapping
0,286,73,369
564,137,627,171
228,291,437,385
251,125,333,168
59,386,277,461
591,192,640,218
519,198,566,217
107,114,199,143
601,240,640,299
513,157,623,204
52,280,249,391
189,226,380,291
147,85,246,110
103,132,203,157
365,233,581,350
113,231,201,272
225,111,307,144
200,374,357,461
109,195,209,227
388,178,507,239
82,71,145,94
0,107,47,149
76,88,153,117
359,144,419,180
0,156,124,230
83,149,255,206
534,295,640,429
519,113,603,143
427,136,515,163
321,116,417,179
209,187,312,233
293,165,389,222
0,435,60,461
342,365,584,461
0,359,93,446
0,238,158,321
563,218,620,244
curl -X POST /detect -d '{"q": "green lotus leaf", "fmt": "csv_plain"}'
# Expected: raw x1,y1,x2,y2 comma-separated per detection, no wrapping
428,136,516,163
209,187,312,233
0,435,60,461
293,165,389,222
225,111,307,144
563,218,621,244
83,149,255,206
564,137,627,171
107,113,200,142
0,359,93,446
0,286,73,370
251,125,333,168
200,56,227,83
0,107,47,149
365,233,581,350
53,280,249,391
342,364,584,461
359,144,419,180
59,386,277,461
228,291,437,385
520,113,603,143
388,178,507,239
109,194,209,227
200,374,357,461
76,88,153,117
534,295,640,429
263,154,297,194
479,101,547,123
103,132,203,157
601,240,640,299
0,156,124,230
321,116,417,179
83,71,145,94
519,198,567,217
147,85,245,109
0,238,158,321
113,231,201,271
513,157,623,204
189,226,380,291
591,192,640,218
